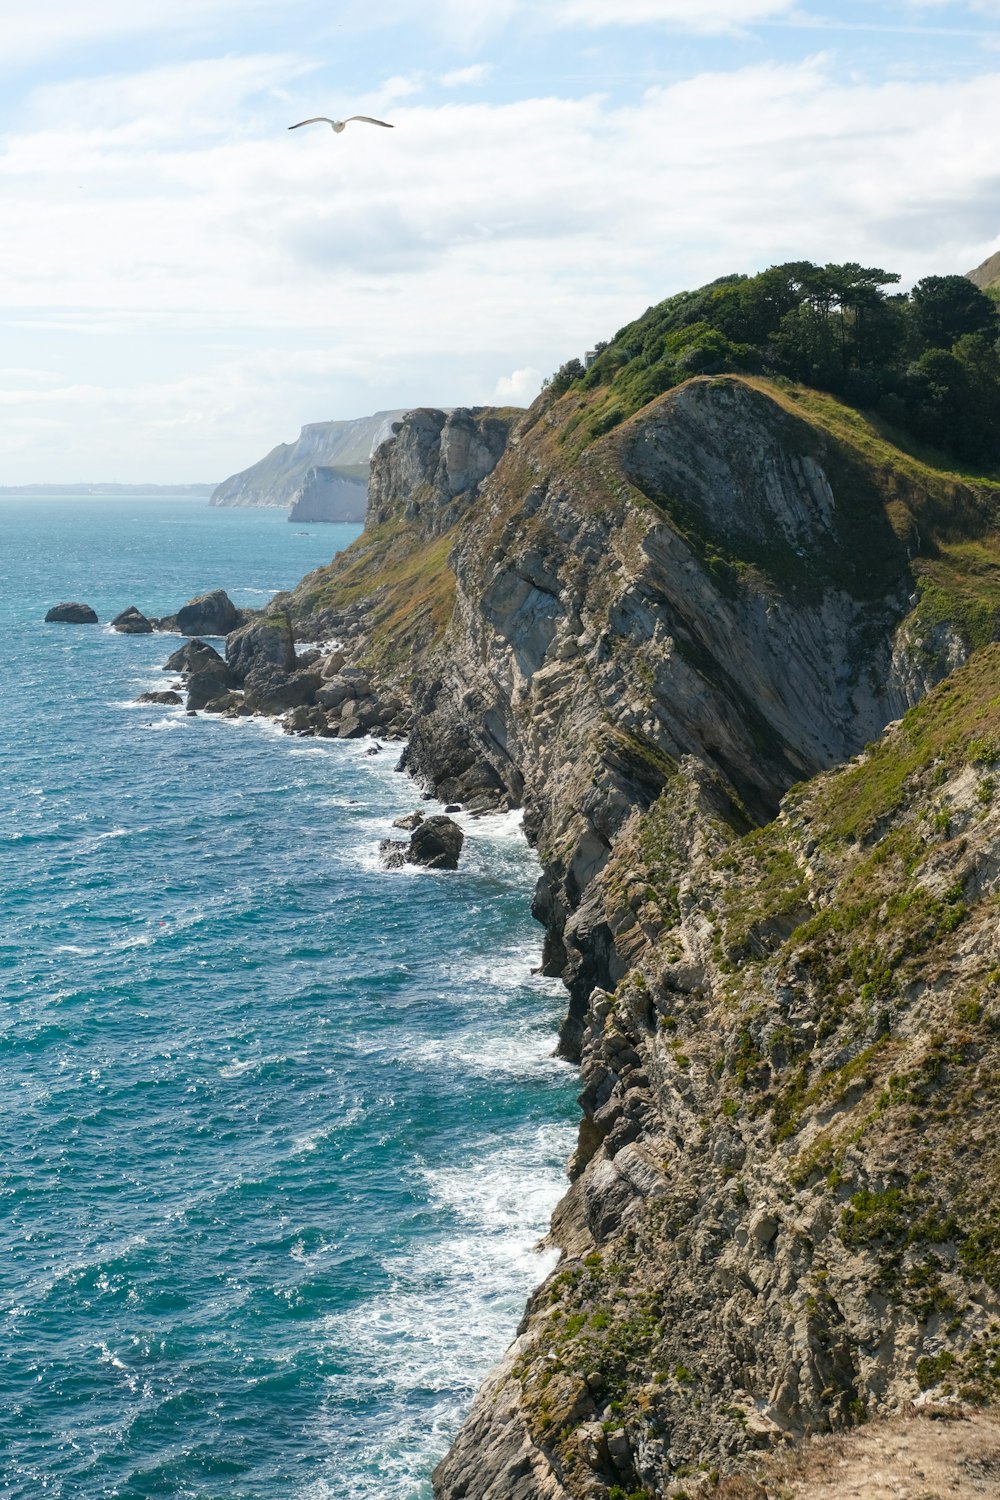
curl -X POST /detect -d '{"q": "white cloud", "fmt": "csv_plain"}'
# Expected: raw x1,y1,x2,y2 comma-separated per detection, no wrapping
552,0,796,29
0,0,277,66
494,367,543,404
440,64,493,87
4,52,1000,479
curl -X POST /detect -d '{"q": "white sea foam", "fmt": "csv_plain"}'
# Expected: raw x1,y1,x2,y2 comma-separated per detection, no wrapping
307,1122,571,1500
142,716,186,732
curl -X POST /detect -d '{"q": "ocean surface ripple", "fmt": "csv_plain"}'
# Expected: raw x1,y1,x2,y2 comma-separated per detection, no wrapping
0,495,577,1498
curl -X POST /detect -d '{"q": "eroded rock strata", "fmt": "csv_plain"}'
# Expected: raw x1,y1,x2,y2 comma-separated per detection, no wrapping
257,377,1000,1493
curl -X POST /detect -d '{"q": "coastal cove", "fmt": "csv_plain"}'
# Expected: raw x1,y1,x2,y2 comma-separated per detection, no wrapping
0,494,577,1498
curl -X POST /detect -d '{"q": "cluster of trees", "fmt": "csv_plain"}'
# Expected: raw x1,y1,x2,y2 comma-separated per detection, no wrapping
548,263,1000,466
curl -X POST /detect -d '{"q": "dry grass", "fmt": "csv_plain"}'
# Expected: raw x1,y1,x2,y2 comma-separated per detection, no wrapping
701,1407,1000,1500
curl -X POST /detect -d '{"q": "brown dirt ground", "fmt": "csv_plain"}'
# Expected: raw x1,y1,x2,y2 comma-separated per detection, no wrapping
705,1407,1000,1500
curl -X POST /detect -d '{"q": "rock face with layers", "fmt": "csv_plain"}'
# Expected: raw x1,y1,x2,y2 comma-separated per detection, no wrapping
210,410,406,509
287,465,368,523
223,375,1000,1495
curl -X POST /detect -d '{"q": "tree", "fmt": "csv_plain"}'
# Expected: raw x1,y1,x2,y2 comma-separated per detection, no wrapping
548,358,585,397
909,275,999,351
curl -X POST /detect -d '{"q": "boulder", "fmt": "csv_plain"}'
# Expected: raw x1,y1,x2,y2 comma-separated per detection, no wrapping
226,613,297,681
163,638,229,676
320,650,346,679
187,669,238,711
200,691,244,714
379,815,464,871
242,668,323,716
136,690,182,705
45,602,98,623
111,605,154,634
393,811,424,831
409,815,464,870
316,675,356,709
175,589,241,637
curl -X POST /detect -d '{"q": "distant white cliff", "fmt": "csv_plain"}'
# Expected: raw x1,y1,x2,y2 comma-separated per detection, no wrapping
210,411,407,514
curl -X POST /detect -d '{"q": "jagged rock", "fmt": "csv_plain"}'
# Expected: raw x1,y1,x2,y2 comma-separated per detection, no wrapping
243,377,1000,1499
186,670,237,711
408,815,464,870
175,589,241,636
45,602,97,623
163,638,228,676
378,839,409,869
316,675,356,709
200,691,243,714
111,605,154,634
243,668,322,716
136,690,182,705
380,815,464,871
392,811,424,831
226,612,296,680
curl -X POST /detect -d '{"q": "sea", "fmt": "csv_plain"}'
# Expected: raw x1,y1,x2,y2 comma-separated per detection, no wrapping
0,493,577,1499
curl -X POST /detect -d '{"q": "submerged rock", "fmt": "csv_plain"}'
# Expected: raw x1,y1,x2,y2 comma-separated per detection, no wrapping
45,602,97,623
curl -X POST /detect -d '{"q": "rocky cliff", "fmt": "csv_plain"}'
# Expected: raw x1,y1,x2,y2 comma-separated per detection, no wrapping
287,465,368,523
968,249,1000,293
276,371,1000,1496
210,410,406,508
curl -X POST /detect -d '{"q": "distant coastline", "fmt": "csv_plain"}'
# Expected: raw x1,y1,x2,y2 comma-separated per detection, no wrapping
0,483,217,496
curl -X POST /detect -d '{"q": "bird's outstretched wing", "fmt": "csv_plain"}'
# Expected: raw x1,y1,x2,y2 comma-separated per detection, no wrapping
344,115,394,128
288,117,335,129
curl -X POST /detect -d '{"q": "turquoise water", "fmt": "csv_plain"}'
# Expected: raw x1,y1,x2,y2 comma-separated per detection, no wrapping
0,495,576,1498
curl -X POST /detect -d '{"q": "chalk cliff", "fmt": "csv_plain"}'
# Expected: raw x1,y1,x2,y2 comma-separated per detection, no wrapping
210,410,405,509
273,369,1000,1496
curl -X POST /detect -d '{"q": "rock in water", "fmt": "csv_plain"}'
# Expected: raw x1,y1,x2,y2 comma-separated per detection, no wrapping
111,605,154,634
163,638,228,676
160,637,238,710
392,811,424,831
408,815,464,870
175,590,241,637
379,815,464,871
45,602,98,623
136,690,182,705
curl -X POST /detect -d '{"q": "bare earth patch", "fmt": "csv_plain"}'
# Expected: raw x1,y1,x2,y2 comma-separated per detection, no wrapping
710,1408,1000,1500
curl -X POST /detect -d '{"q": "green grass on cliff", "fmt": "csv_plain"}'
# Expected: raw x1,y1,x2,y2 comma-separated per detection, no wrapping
286,518,457,672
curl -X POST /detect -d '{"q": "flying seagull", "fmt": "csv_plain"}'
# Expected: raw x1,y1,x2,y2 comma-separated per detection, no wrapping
288,116,394,134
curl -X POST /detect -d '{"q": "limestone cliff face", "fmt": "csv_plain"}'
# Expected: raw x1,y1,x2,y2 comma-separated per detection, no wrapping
279,376,1000,1497
210,410,405,509
367,405,518,534
287,465,367,523
404,379,979,1056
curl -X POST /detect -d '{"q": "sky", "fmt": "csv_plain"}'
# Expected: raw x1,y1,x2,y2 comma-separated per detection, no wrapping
2,0,1000,483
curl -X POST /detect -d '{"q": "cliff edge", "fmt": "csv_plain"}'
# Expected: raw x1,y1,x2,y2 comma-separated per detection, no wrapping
276,366,1000,1497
